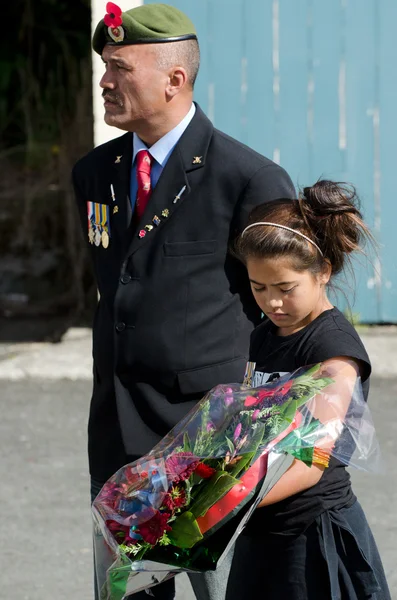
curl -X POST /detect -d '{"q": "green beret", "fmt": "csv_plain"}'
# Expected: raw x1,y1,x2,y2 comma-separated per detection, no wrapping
93,2,197,55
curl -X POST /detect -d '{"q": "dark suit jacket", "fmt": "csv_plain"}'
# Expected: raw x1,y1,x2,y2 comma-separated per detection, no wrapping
73,104,295,481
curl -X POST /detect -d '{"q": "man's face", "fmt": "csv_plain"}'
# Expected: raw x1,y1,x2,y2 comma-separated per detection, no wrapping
100,44,168,131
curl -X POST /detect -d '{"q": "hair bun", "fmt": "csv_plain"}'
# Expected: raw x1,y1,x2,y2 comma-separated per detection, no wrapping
302,180,358,217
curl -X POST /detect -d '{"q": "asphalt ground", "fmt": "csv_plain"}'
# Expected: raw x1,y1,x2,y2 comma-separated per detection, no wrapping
1,375,396,600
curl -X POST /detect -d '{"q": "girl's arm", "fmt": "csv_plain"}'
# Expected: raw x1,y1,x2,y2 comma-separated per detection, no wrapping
257,356,360,508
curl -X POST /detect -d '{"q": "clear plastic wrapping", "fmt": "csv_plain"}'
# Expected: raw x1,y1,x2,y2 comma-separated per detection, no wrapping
92,363,380,599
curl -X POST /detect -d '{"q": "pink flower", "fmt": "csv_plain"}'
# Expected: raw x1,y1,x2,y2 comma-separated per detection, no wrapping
139,511,171,546
233,423,242,442
252,409,260,422
224,387,234,407
104,2,122,27
165,452,199,483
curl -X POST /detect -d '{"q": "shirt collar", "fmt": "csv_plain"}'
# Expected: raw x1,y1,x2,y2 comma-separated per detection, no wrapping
132,103,196,166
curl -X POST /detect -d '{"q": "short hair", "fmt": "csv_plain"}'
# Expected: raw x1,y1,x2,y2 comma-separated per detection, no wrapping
155,39,200,88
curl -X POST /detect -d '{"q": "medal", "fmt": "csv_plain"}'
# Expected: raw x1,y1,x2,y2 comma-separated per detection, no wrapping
87,202,95,244
94,228,101,246
88,220,95,244
101,229,109,248
100,204,110,249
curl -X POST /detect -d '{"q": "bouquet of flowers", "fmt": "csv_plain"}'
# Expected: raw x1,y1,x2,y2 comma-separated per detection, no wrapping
92,363,379,599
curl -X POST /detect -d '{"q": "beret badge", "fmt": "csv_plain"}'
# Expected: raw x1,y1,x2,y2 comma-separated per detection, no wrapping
104,2,125,43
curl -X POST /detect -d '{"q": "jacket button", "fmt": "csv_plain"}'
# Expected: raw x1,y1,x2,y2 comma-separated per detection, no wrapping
115,322,126,332
120,274,131,284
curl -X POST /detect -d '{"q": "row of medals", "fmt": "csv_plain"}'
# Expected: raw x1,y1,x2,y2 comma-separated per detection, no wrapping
88,221,109,248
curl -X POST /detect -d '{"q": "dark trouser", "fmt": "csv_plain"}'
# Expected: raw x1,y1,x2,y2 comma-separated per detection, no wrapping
91,479,176,600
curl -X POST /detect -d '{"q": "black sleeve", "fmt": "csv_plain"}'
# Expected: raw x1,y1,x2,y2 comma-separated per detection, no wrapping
302,329,371,383
234,163,296,233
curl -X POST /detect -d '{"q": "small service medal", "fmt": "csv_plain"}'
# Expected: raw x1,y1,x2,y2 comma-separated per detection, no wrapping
88,222,95,244
94,228,102,247
101,229,109,248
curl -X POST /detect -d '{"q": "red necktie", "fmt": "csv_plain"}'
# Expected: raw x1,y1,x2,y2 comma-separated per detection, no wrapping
135,150,152,219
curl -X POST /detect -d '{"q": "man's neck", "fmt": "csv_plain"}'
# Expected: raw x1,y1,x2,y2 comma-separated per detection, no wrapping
135,102,193,147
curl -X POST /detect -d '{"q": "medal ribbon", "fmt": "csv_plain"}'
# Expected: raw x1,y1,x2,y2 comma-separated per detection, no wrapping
87,201,94,227
95,202,101,233
101,204,107,234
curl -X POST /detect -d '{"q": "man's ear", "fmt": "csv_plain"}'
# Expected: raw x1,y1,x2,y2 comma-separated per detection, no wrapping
165,67,188,99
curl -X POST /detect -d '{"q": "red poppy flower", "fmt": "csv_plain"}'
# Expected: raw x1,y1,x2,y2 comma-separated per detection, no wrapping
139,511,172,546
104,2,123,28
195,462,217,479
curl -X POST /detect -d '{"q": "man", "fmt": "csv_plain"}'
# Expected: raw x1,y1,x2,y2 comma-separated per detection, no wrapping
73,3,295,598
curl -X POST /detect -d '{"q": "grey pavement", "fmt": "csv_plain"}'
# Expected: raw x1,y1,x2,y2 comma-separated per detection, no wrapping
0,327,396,599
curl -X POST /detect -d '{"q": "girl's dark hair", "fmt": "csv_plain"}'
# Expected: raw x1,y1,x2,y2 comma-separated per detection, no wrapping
235,180,373,277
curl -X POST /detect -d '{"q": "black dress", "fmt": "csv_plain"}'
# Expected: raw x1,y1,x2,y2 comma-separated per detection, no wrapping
189,309,391,600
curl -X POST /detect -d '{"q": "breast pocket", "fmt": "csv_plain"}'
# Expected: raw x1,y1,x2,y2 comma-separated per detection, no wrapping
163,240,218,257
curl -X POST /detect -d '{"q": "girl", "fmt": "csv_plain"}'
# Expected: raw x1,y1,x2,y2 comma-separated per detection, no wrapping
190,180,390,600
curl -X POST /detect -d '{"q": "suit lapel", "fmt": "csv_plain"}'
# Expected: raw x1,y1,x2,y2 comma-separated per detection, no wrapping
108,133,133,248
126,104,214,257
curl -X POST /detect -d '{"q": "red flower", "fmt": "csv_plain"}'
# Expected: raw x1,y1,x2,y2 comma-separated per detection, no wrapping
195,462,216,479
162,485,187,511
245,380,294,407
139,511,172,546
106,519,133,543
104,2,122,27
244,395,259,407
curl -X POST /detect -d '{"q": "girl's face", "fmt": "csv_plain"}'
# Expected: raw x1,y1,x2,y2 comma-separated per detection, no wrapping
246,255,332,336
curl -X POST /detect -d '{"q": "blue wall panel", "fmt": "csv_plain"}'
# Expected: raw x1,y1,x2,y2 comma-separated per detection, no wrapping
145,0,396,322
379,0,397,321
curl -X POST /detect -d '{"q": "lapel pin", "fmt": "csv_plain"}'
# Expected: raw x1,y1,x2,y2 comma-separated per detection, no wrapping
192,156,202,164
152,215,161,226
173,185,187,204
145,224,154,232
115,156,122,164
138,229,146,239
110,184,116,201
113,206,119,214
161,209,170,218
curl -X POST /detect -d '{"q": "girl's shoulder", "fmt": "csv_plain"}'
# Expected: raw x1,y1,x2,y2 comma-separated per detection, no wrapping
301,308,371,381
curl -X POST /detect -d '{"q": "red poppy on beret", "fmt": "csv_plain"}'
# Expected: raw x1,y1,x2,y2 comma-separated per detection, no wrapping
104,2,123,28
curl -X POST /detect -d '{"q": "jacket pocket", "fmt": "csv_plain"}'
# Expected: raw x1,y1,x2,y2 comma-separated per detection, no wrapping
177,357,247,395
163,240,218,257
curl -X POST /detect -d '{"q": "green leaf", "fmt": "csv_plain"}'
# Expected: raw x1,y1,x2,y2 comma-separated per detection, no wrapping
108,563,131,600
225,436,235,455
168,511,203,549
190,471,240,519
183,432,192,453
